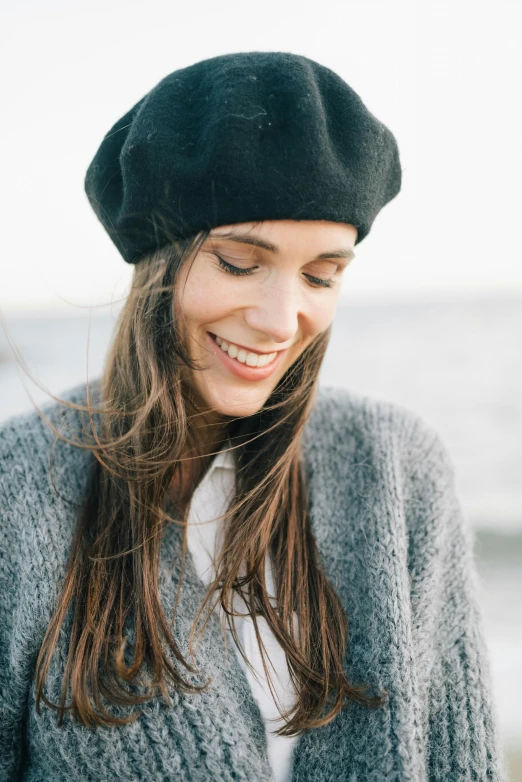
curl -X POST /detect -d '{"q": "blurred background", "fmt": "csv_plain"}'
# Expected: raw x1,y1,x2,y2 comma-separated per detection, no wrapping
1,0,521,775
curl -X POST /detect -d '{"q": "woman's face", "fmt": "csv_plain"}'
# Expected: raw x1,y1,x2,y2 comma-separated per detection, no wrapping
175,220,357,418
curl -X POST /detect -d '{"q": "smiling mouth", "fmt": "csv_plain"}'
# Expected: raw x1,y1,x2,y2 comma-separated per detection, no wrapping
209,332,279,368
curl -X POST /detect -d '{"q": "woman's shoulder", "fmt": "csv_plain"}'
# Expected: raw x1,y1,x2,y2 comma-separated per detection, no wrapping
309,386,462,571
0,379,97,560
0,378,98,478
0,377,100,434
309,384,454,475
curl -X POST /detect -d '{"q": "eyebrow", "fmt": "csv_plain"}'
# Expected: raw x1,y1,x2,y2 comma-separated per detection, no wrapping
209,230,356,262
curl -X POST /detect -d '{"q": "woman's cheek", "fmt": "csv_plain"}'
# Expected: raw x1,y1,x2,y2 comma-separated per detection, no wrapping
180,271,226,320
305,297,337,336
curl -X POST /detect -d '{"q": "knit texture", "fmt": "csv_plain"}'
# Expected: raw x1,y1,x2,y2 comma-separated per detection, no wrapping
84,51,402,264
0,378,507,781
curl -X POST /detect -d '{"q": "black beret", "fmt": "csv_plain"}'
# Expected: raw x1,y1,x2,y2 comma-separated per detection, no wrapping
85,51,402,264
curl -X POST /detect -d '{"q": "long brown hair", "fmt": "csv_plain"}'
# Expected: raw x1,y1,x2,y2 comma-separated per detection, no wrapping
11,225,387,734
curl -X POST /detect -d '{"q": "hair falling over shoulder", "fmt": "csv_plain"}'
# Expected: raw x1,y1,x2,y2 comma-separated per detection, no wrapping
13,225,387,735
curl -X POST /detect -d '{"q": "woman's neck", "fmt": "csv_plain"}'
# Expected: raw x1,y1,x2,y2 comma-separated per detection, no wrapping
167,408,229,515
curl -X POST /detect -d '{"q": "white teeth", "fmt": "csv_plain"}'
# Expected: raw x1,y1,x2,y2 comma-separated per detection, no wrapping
212,334,277,368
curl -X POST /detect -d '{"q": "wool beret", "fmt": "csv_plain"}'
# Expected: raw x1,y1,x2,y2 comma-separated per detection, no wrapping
84,51,402,264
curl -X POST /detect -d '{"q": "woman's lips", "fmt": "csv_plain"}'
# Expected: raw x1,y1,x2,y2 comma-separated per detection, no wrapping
207,332,287,381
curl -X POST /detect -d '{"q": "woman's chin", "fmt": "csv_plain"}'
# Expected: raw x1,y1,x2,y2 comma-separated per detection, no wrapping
198,383,271,419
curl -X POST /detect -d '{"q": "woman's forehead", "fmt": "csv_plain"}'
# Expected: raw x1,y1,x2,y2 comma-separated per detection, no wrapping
210,220,357,240
208,220,357,254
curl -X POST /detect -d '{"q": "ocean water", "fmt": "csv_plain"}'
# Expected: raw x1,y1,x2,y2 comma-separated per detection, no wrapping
1,293,521,761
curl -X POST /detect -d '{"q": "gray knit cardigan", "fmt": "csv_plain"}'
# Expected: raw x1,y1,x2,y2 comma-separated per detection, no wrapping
0,378,507,781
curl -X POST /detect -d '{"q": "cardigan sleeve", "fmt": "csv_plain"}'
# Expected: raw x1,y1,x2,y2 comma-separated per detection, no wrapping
0,423,27,782
0,416,41,782
402,416,508,781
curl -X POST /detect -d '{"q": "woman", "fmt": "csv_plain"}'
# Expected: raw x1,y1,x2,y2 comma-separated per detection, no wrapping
0,52,506,781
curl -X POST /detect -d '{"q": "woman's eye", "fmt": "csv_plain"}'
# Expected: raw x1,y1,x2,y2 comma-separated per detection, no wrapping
303,274,336,289
215,255,336,288
216,256,257,276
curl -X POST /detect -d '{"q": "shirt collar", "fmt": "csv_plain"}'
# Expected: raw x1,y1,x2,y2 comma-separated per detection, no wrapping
209,440,235,472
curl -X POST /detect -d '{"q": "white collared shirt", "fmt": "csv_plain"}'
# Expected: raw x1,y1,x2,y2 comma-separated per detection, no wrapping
185,443,300,782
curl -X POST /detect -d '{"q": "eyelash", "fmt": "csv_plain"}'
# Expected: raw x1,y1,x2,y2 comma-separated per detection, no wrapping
215,256,336,289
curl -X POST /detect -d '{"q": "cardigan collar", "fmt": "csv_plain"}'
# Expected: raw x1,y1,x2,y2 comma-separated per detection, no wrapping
155,418,374,782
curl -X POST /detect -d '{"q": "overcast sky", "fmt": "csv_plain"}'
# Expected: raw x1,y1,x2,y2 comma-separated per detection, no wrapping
1,0,521,314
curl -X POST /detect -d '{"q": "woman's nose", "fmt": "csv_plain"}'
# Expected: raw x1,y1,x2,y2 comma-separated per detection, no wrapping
242,284,300,345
